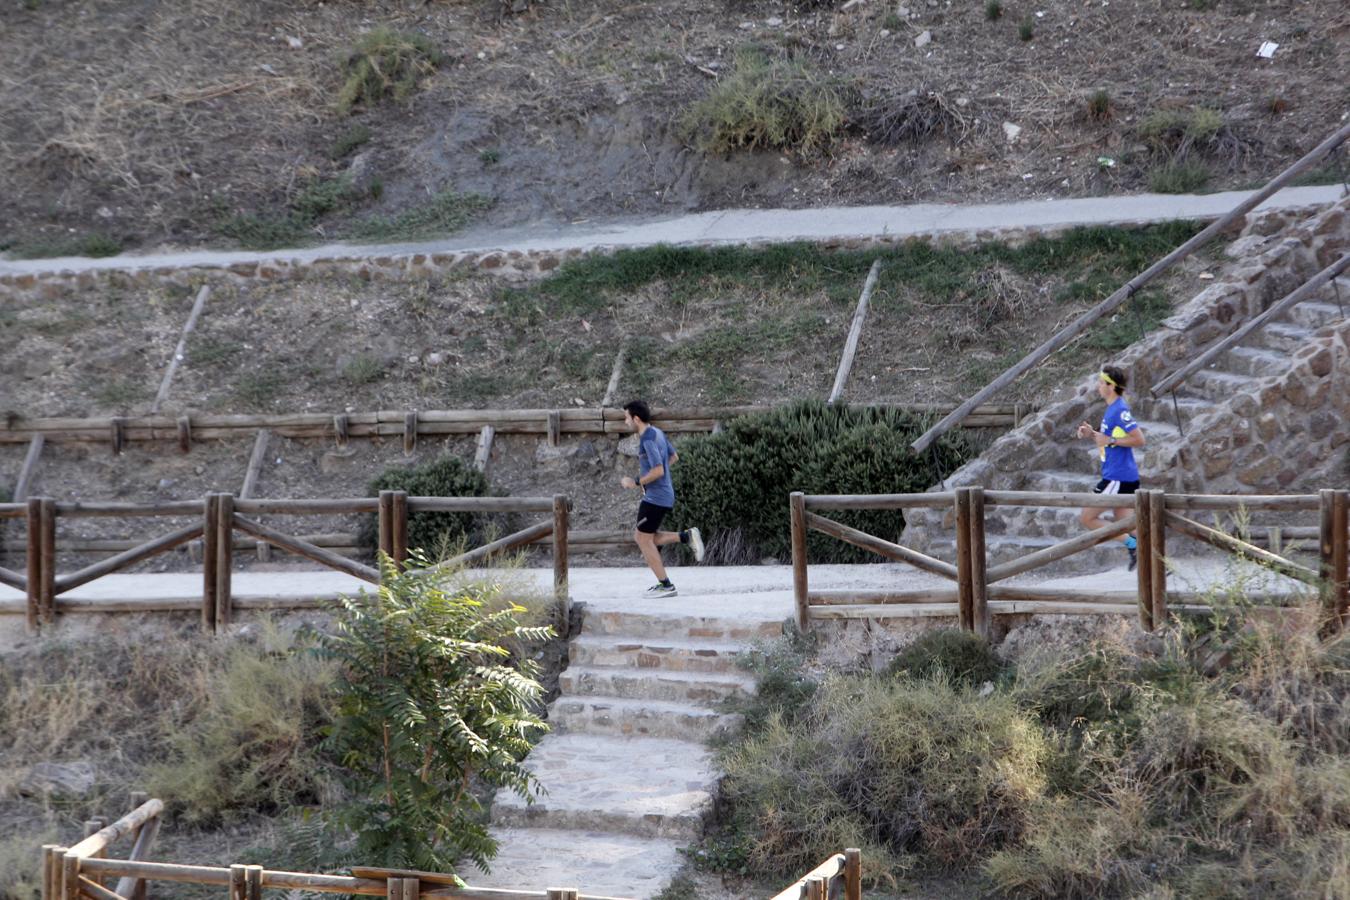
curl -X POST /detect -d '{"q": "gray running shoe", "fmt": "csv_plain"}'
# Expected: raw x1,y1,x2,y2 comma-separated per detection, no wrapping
644,582,678,599
688,527,706,563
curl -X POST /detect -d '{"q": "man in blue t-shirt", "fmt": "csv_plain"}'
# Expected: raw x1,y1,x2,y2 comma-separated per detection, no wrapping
620,400,705,598
1076,365,1147,571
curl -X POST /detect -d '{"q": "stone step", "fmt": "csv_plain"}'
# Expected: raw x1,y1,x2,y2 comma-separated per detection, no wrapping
469,827,686,900
581,608,782,642
1221,345,1290,377
491,733,714,840
569,635,745,674
551,695,740,741
1184,368,1265,402
1252,320,1315,354
1133,394,1212,428
1285,299,1346,330
559,664,756,704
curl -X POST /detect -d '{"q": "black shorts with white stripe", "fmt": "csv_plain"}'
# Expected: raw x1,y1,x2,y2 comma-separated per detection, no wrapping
1093,478,1140,496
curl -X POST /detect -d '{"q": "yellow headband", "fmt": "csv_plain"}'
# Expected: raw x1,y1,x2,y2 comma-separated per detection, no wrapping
1099,371,1120,388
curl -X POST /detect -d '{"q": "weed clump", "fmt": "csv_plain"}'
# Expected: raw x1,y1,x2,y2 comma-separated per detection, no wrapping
854,88,964,146
217,175,369,250
4,232,122,260
889,629,1007,689
338,28,443,114
1148,157,1211,193
985,0,1003,20
1085,89,1113,123
350,189,491,242
1018,16,1034,40
682,47,850,156
330,124,372,159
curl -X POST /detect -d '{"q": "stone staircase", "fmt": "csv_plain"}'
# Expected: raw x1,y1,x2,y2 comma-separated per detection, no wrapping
907,194,1350,576
472,600,780,899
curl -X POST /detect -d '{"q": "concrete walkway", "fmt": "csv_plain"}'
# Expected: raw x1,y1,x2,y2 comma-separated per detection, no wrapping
1,185,1341,278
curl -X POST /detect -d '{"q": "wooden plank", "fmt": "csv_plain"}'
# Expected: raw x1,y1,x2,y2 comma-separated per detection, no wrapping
955,489,974,631
215,494,234,630
474,425,496,475
805,511,959,579
152,285,211,413
55,501,204,518
56,523,205,593
239,431,270,499
547,410,561,447
431,521,555,572
910,119,1350,453
1164,494,1320,512
844,849,861,900
66,800,164,860
803,492,954,510
201,494,218,632
790,492,809,631
39,498,55,624
1153,253,1350,397
969,487,989,638
391,491,409,568
1166,510,1318,583
811,603,961,619
76,876,127,900
1335,490,1349,626
408,497,556,514
1149,489,1168,627
14,434,44,502
985,490,1136,509
333,414,350,448
1135,490,1154,630
176,417,191,454
985,514,1136,583
601,345,625,408
809,588,959,605
769,855,846,900
377,491,394,563
403,411,418,456
26,498,41,633
553,495,569,619
232,515,380,583
828,258,882,404
234,498,379,515
0,565,24,592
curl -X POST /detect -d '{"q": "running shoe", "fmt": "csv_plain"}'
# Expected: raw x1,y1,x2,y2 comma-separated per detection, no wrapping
688,527,706,563
643,582,678,598
1127,546,1138,572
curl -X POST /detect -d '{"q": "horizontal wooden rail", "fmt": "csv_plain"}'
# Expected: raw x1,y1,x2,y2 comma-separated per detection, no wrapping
54,501,203,518
232,515,380,584
233,498,379,515
66,799,163,859
805,511,958,579
770,852,850,900
803,492,953,510
0,503,25,519
910,118,1350,453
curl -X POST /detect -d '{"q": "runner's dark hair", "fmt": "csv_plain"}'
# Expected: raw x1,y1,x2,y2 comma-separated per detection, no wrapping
1102,364,1128,394
623,399,652,423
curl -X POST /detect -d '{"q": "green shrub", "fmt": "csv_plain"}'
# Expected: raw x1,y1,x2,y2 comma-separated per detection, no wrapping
668,401,974,564
7,232,122,260
321,562,551,871
342,354,385,386
350,189,491,242
363,456,494,558
1018,16,1034,40
985,0,1003,20
728,630,818,738
682,47,850,155
718,675,1047,880
146,640,338,823
1148,157,1211,194
217,175,367,250
1086,89,1112,122
330,124,372,159
338,28,443,114
889,629,1006,688
1138,107,1226,155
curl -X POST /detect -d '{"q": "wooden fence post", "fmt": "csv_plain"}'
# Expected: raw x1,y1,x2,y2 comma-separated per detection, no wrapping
38,497,55,625
806,875,826,900
202,493,219,633
215,493,234,631
955,488,974,632
1149,489,1167,629
377,491,395,569
245,865,263,900
391,491,409,569
229,864,247,900
553,495,570,627
110,417,126,456
61,851,78,900
1134,490,1154,631
1322,489,1350,625
547,410,562,447
790,492,810,633
25,497,41,633
968,487,989,638
177,416,192,454
845,848,862,900
40,845,59,900
403,410,418,456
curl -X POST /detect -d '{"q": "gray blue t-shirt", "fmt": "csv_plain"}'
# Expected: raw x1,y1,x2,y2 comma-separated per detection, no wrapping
638,426,676,508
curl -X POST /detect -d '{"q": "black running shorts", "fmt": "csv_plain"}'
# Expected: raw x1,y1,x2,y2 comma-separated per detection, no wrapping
636,500,672,534
1093,479,1140,496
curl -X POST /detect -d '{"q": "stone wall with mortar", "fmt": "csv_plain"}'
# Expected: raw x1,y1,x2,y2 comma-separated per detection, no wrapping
905,194,1350,549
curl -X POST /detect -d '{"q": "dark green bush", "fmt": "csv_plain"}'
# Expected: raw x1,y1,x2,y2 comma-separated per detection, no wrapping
668,401,974,563
889,628,1006,689
362,456,493,557
728,629,818,738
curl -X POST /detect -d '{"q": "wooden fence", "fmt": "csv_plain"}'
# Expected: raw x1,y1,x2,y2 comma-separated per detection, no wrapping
41,794,631,900
771,850,862,900
0,493,571,634
0,403,1031,456
790,488,1350,633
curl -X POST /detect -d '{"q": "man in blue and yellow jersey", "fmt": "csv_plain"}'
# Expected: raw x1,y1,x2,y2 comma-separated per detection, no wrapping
1076,364,1146,571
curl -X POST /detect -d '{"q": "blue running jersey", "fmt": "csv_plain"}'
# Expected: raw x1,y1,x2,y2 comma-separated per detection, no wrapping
1099,398,1140,482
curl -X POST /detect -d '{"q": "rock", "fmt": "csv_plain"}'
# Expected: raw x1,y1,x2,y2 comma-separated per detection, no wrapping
426,351,445,366
1002,121,1022,143
346,151,375,190
914,29,932,47
537,441,580,463
20,761,97,799
896,4,911,15
157,478,175,490
617,434,641,457
766,16,783,25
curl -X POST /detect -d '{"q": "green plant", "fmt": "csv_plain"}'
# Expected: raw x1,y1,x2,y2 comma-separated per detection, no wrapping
342,354,386,386
1080,289,1172,352
190,335,243,366
668,401,974,564
1148,157,1211,193
985,0,1003,20
1086,89,1112,122
1138,106,1227,154
1018,16,1034,40
889,629,1007,688
479,148,501,165
363,456,494,557
351,189,492,242
652,873,700,900
0,824,57,899
681,47,850,155
320,560,551,871
236,372,283,408
146,638,338,823
330,124,372,159
94,378,144,408
217,175,367,250
338,28,443,114
7,232,122,260
728,630,819,738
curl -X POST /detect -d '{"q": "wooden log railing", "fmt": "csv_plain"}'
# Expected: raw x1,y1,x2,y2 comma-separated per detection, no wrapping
911,119,1350,453
1,494,571,634
42,795,631,900
792,488,1350,633
771,849,862,900
0,403,1034,449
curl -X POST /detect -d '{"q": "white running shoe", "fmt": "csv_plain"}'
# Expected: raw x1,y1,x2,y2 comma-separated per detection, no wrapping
688,527,705,563
643,582,678,599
